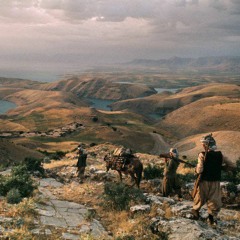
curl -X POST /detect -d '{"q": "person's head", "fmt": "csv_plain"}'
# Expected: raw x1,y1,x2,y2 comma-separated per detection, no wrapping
200,133,217,151
125,148,133,155
169,148,179,158
78,143,84,150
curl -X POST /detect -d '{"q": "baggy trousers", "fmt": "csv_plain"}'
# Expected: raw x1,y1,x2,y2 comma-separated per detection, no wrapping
192,180,222,216
162,175,182,197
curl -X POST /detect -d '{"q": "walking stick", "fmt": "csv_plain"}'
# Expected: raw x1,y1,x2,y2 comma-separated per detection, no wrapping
191,144,209,199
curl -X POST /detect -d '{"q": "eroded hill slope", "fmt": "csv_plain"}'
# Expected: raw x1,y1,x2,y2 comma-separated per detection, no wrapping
111,83,240,116
155,96,240,138
0,138,44,165
39,77,156,100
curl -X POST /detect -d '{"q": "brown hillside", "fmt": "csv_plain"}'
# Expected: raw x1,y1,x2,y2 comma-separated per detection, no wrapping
155,96,240,138
2,89,90,131
111,83,240,115
0,138,44,165
40,77,156,100
0,88,24,99
0,120,28,131
0,77,43,89
174,131,240,165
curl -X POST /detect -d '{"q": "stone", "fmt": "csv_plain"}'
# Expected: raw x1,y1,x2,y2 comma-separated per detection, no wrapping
157,208,165,216
145,194,175,205
90,219,109,239
150,217,220,240
40,216,68,228
39,178,55,187
62,232,80,240
130,205,151,213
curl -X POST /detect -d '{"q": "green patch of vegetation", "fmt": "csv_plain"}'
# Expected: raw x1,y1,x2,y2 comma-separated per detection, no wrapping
144,164,163,180
0,165,36,203
6,188,22,204
38,150,67,160
226,182,238,194
222,159,240,184
0,161,11,171
177,173,195,184
22,157,45,175
103,182,146,211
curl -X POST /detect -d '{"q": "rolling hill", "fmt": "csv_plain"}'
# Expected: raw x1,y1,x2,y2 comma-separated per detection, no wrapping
155,95,240,139
110,83,240,117
39,76,157,100
174,131,240,165
0,138,44,165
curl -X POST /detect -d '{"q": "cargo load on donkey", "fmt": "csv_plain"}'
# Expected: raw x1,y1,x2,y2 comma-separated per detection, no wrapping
111,147,134,170
103,147,143,188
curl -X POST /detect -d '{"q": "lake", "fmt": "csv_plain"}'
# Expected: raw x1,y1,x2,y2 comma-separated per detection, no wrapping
87,88,178,111
87,98,115,111
154,88,179,93
0,100,17,114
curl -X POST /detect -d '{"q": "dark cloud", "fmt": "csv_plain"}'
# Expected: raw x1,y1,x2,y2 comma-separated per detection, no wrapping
0,0,239,79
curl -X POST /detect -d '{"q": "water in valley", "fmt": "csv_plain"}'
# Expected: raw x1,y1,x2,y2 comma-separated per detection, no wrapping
87,98,115,111
0,100,16,114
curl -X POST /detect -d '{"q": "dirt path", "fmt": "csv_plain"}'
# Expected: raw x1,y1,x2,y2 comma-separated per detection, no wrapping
149,133,170,155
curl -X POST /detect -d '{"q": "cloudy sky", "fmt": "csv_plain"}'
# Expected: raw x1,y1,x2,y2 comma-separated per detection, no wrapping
0,0,240,81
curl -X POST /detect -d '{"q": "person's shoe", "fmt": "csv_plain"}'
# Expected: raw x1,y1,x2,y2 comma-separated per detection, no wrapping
208,214,217,227
191,209,200,220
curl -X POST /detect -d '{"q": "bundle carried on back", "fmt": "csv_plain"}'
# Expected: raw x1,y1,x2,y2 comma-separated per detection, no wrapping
109,147,134,170
113,147,133,157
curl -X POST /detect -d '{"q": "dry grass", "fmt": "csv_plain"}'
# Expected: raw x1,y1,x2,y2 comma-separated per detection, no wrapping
43,158,76,169
53,179,160,239
0,198,38,239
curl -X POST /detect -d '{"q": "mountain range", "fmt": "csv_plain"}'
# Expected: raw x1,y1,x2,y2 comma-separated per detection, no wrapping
126,56,240,72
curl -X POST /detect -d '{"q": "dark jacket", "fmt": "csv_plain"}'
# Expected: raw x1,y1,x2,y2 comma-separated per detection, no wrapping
77,149,87,167
201,151,223,181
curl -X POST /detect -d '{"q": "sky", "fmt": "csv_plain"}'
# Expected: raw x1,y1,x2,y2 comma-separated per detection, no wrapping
0,0,240,81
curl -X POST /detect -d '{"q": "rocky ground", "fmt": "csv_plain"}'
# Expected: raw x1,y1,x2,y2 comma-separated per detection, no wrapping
0,143,240,239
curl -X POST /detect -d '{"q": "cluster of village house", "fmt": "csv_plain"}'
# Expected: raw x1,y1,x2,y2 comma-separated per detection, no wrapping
0,122,84,138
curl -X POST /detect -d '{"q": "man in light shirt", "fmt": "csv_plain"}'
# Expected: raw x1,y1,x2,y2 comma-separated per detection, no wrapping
191,134,232,226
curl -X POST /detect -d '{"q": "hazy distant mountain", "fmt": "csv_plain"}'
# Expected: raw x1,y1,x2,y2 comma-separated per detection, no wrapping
126,56,240,72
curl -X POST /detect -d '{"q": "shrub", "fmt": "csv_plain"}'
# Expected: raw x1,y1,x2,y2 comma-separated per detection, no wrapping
92,116,98,122
6,188,22,204
144,164,163,180
182,159,197,169
38,150,67,160
103,182,146,211
50,150,67,160
177,173,195,184
226,182,238,194
22,157,44,175
222,159,240,184
0,165,36,198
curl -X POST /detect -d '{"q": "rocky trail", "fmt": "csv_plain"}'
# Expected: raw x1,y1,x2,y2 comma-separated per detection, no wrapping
0,144,240,239
34,178,110,239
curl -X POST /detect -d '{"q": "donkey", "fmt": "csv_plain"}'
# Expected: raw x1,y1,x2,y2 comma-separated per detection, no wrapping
103,154,143,188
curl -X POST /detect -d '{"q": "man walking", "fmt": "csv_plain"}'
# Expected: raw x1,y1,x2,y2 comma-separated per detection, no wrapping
76,144,88,183
191,133,231,226
161,148,182,199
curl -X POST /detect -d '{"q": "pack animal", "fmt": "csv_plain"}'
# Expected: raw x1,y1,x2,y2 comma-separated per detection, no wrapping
103,154,143,188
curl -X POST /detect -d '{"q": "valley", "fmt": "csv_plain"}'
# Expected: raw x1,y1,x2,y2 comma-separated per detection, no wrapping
0,70,240,165
0,67,240,239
